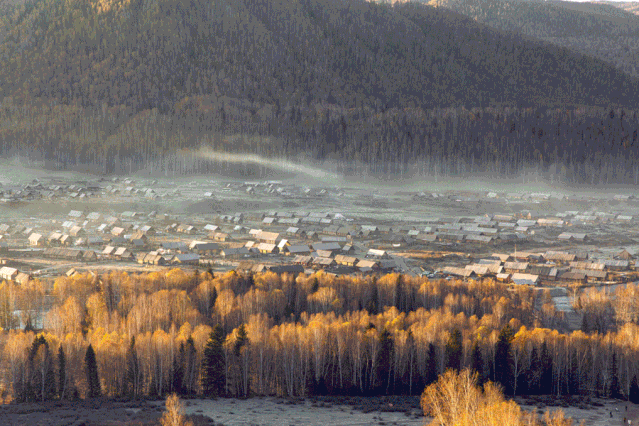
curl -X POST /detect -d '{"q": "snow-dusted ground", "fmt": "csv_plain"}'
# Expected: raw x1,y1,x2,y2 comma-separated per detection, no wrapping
155,397,425,426
151,397,639,426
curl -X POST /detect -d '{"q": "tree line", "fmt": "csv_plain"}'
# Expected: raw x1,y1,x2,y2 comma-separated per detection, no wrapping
1,269,639,401
3,101,639,184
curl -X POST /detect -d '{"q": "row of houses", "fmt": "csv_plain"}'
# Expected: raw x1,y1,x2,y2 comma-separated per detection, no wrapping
0,267,30,284
44,248,97,261
136,251,201,265
440,249,635,285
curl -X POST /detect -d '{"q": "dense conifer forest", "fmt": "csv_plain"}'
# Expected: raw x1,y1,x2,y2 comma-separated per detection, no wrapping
425,0,639,75
0,0,639,181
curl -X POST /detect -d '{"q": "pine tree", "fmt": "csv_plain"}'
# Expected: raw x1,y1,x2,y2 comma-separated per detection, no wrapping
568,349,580,396
233,324,250,397
495,324,514,394
445,329,462,372
610,351,621,399
234,324,249,358
184,337,198,396
528,345,540,394
25,336,40,401
80,308,90,337
245,273,255,292
426,343,438,385
41,340,56,402
395,274,404,311
630,376,639,404
377,327,394,394
172,343,185,395
26,335,55,402
540,342,553,395
367,281,379,315
24,315,34,332
470,340,484,384
201,325,225,397
125,337,142,398
58,346,66,400
85,344,101,398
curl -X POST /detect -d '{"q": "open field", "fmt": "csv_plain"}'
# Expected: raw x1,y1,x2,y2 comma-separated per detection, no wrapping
2,395,638,426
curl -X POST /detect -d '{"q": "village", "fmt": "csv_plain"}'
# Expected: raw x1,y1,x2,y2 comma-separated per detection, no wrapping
2,172,639,425
0,173,637,326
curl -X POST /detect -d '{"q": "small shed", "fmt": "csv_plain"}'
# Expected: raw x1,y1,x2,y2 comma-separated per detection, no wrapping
172,253,200,265
0,266,18,281
29,233,43,247
616,249,635,261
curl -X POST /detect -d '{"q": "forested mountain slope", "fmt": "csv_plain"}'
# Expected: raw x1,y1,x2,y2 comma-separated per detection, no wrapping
426,0,639,77
0,0,638,181
598,1,639,17
0,0,634,110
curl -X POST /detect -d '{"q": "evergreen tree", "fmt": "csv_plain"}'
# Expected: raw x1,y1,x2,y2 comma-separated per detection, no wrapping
495,324,515,394
377,327,394,394
402,331,418,395
80,308,90,337
395,274,405,311
283,302,294,319
24,315,35,333
209,286,218,316
201,325,225,397
85,344,101,398
245,273,255,293
184,337,198,396
27,335,55,402
630,376,639,404
24,336,40,401
568,350,580,396
426,342,438,385
58,346,66,400
610,351,621,399
125,337,142,398
234,324,249,358
232,324,250,397
172,342,185,395
367,280,379,315
445,329,462,372
539,342,553,395
470,340,484,384
528,345,540,394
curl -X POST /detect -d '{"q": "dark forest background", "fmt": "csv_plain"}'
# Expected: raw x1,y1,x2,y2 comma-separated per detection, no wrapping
0,0,639,182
